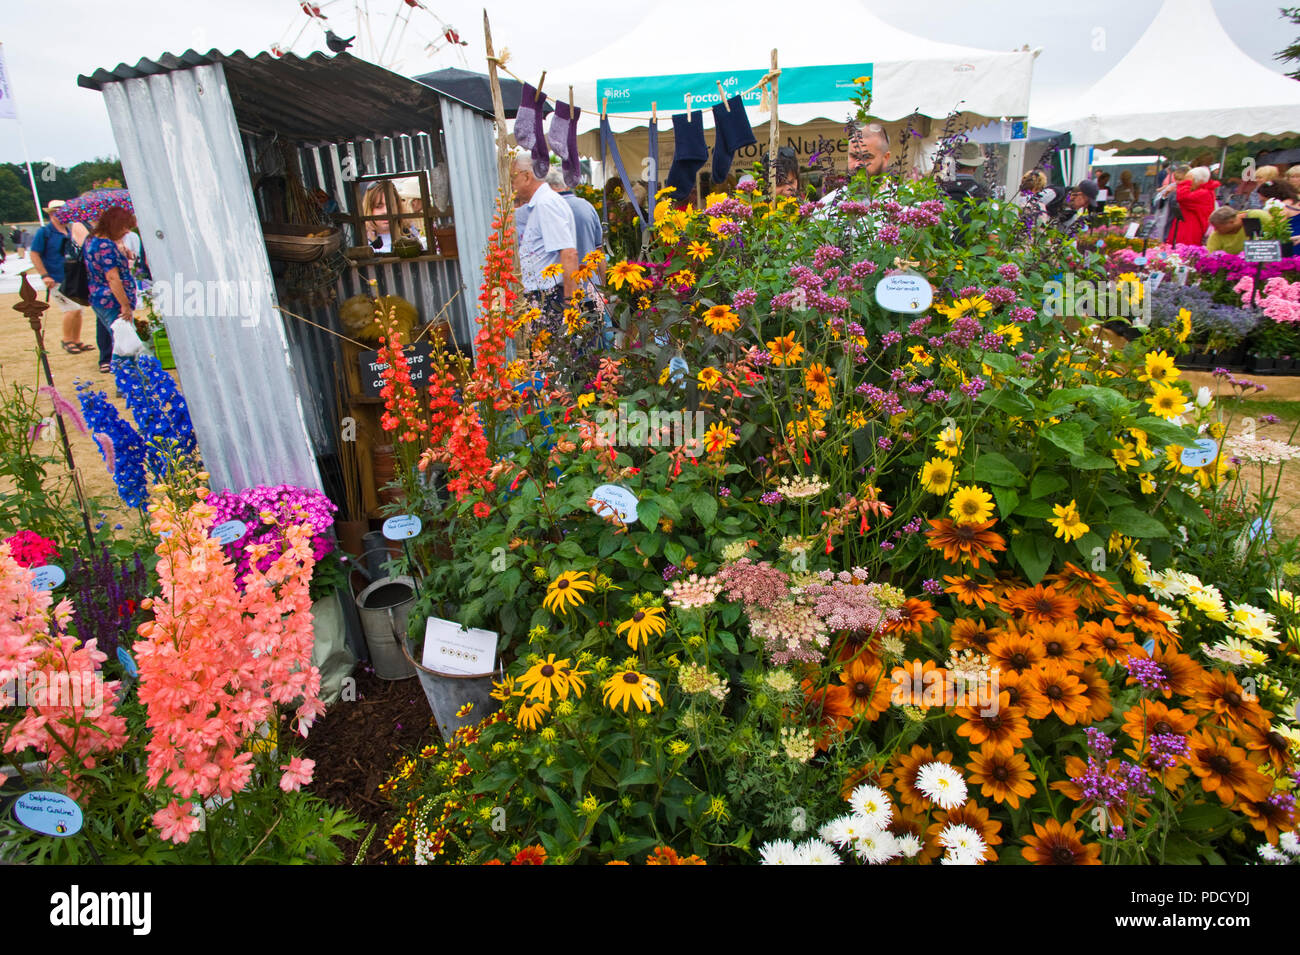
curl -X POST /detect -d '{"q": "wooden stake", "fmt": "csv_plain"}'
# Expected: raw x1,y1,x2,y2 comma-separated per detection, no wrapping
483,10,512,198
768,49,780,198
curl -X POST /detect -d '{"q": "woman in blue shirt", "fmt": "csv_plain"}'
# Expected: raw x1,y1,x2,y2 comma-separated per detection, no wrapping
83,206,138,372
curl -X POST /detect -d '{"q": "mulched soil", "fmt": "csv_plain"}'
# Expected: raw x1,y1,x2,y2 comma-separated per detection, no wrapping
301,665,438,864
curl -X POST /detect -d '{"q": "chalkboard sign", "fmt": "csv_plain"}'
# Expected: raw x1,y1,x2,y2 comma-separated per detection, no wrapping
357,342,435,398
1136,216,1159,240
1243,240,1282,263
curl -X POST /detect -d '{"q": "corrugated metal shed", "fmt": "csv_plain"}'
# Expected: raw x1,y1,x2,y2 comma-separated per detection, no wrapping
81,49,498,495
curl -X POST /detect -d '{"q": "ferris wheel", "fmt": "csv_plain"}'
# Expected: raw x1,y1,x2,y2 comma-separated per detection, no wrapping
272,0,470,71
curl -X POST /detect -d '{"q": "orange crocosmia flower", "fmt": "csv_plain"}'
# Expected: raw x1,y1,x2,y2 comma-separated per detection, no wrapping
944,575,996,609
1031,620,1088,670
885,597,939,635
987,628,1045,675
1002,583,1080,626
924,518,1007,569
1021,818,1101,865
954,692,1032,754
928,801,1003,863
966,743,1037,808
1023,661,1090,724
1191,670,1272,731
1080,618,1140,666
827,657,894,722
1186,730,1274,806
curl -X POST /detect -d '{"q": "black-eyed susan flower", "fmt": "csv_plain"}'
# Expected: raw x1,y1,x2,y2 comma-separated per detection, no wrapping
701,305,740,334
767,332,804,365
616,606,667,650
919,457,956,495
697,366,723,391
515,698,549,731
1048,499,1089,542
542,571,594,615
1145,381,1187,420
948,485,994,525
602,669,663,713
518,654,576,704
1139,350,1180,385
686,240,713,261
703,422,737,454
606,261,649,291
1021,818,1100,865
934,425,962,457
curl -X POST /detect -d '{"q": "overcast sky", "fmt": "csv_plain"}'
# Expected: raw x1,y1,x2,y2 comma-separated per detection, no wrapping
1,0,1295,166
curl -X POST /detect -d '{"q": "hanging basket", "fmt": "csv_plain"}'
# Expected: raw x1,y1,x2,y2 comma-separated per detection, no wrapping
262,223,343,263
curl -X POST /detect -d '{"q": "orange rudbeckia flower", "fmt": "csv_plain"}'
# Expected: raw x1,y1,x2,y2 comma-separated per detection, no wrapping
1021,818,1101,865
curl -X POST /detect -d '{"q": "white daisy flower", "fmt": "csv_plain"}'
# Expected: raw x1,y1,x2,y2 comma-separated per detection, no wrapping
1258,843,1285,863
820,814,864,849
1280,831,1300,856
847,783,893,831
853,829,900,865
915,760,968,810
759,839,799,865
941,847,983,865
938,822,987,860
894,833,923,858
796,838,843,865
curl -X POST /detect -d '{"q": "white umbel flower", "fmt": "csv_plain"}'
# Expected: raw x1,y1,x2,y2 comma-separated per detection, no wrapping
759,839,799,865
847,783,893,831
915,760,968,810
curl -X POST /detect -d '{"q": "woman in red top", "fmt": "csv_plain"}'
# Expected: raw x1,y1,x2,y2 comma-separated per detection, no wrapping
1170,166,1219,245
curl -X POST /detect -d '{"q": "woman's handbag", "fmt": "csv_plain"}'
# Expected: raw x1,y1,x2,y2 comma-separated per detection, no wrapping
59,240,91,306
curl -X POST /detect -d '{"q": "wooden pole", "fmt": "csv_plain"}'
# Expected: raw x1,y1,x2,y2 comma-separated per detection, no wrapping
768,50,780,198
483,10,512,199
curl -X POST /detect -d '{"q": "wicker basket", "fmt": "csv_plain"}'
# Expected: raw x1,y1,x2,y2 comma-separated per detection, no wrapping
262,223,343,263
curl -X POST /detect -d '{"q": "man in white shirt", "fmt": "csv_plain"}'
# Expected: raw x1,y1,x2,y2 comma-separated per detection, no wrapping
511,155,578,309
818,123,892,211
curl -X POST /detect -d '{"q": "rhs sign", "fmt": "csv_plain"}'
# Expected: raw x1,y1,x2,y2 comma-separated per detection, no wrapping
597,63,872,114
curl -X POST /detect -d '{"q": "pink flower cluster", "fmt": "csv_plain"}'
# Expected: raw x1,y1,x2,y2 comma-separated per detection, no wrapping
1234,275,1300,323
206,484,336,585
0,543,128,797
135,495,325,843
3,530,58,568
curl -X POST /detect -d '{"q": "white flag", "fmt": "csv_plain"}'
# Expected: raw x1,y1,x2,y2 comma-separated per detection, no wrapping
0,44,17,120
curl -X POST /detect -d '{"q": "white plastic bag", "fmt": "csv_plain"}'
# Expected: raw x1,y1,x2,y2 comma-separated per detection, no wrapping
111,317,147,357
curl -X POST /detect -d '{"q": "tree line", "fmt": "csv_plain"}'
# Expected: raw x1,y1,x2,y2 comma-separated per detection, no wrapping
0,159,125,223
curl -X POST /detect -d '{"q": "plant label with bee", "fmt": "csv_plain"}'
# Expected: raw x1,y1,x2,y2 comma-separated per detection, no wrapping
875,274,933,314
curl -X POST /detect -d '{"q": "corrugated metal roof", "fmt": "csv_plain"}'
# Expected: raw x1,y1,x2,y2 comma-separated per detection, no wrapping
78,49,492,145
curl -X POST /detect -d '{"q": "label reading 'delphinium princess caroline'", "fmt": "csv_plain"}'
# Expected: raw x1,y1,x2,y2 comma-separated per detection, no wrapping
14,790,83,837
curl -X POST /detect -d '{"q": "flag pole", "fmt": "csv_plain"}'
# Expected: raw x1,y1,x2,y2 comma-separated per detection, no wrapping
0,43,46,227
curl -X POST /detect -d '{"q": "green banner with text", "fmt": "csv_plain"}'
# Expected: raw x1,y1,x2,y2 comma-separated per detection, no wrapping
597,63,872,114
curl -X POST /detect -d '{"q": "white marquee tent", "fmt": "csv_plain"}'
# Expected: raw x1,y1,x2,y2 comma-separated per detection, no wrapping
1043,0,1300,152
533,0,1036,189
